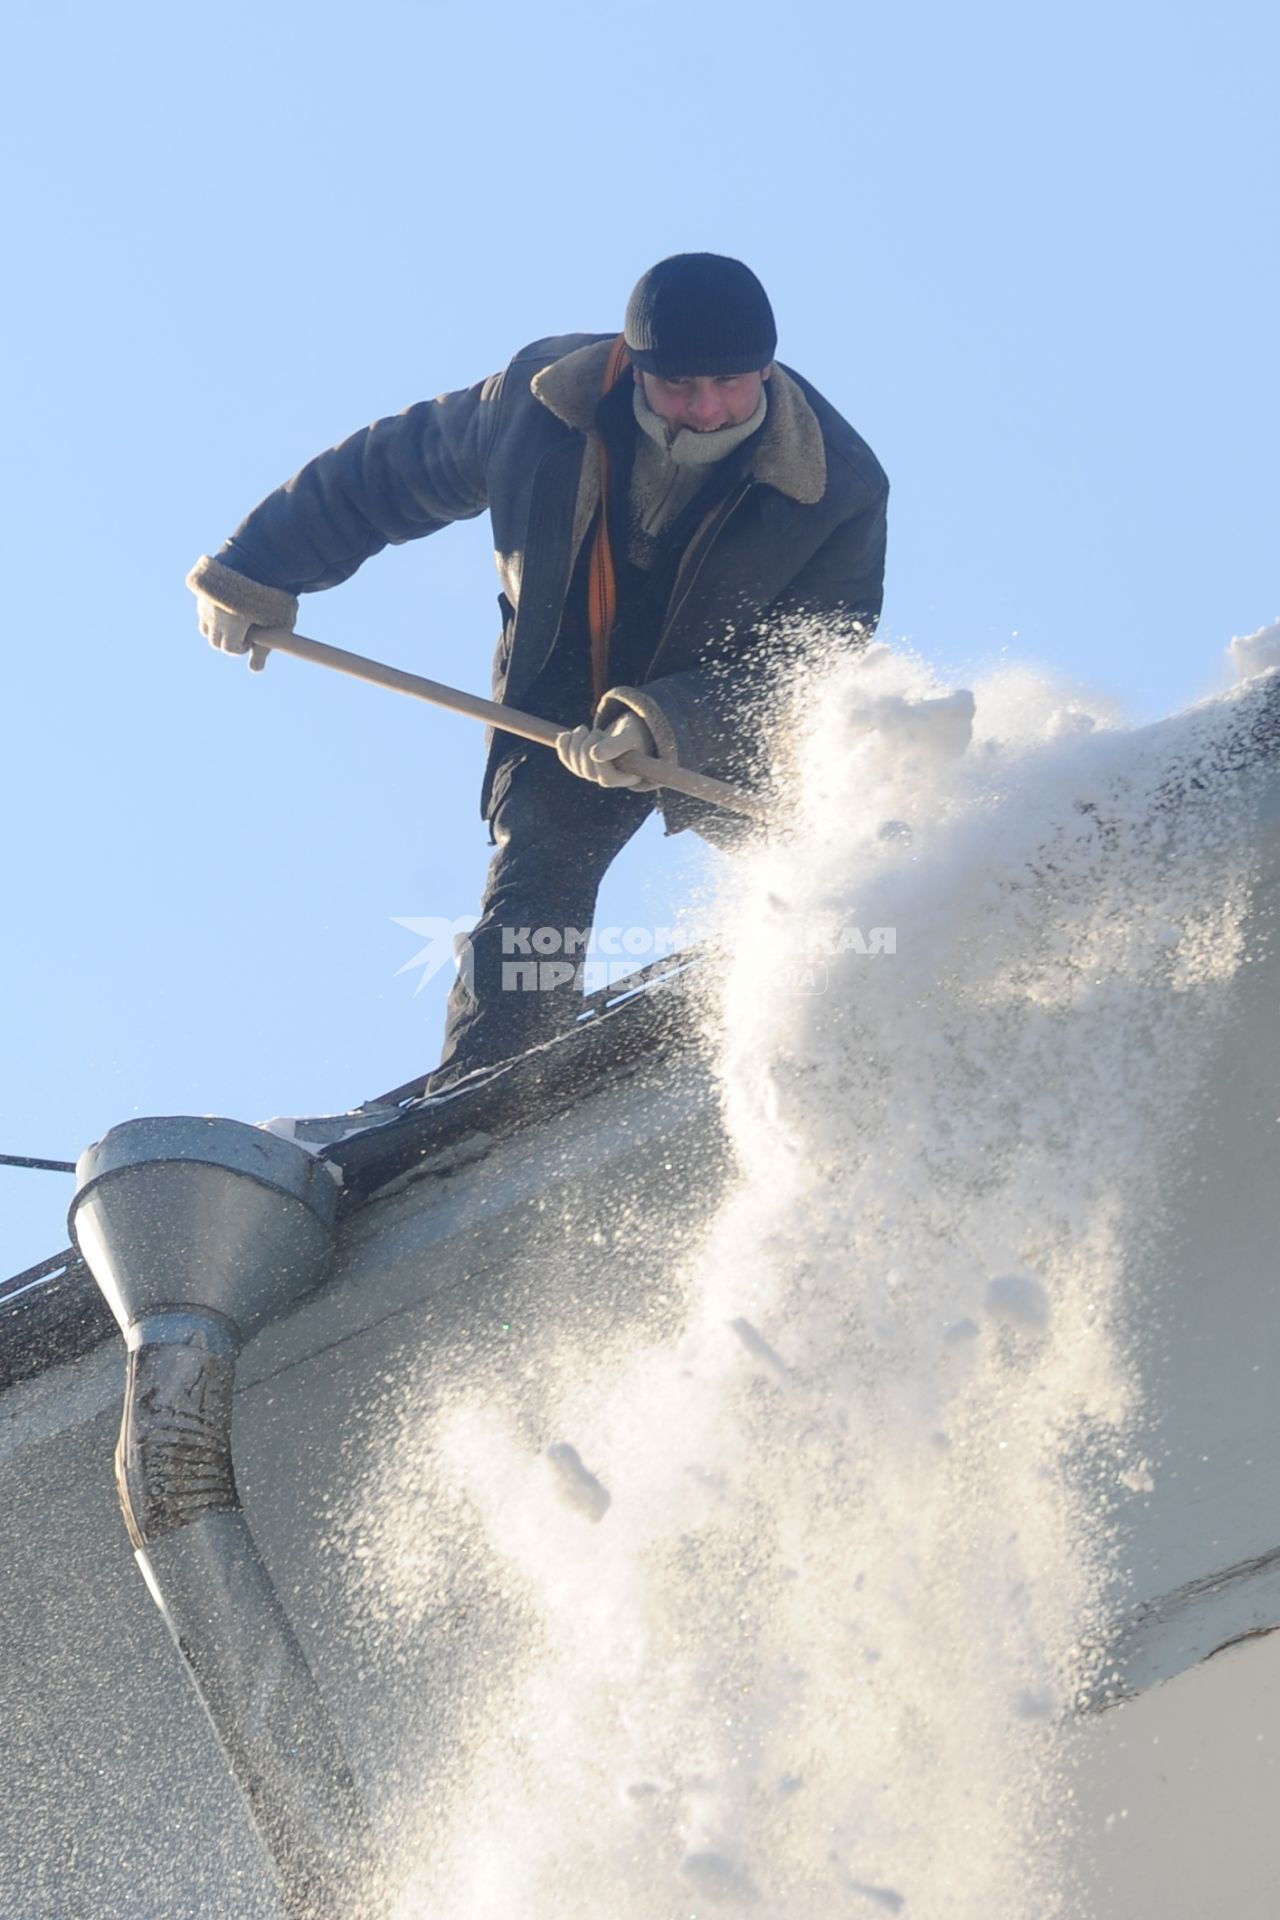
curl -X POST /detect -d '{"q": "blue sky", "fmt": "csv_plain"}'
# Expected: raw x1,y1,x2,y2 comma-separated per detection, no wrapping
3,0,1276,1278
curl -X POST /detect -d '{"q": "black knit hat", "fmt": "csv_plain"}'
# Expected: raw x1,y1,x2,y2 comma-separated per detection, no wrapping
624,253,778,378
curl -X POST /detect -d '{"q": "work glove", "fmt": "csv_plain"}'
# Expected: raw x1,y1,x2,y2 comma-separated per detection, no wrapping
195,593,272,674
555,712,657,789
188,555,298,673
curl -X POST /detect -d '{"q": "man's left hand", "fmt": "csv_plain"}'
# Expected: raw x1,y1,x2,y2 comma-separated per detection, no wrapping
555,712,657,789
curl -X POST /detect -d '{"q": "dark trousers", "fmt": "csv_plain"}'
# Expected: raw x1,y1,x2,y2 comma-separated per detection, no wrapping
432,750,658,1085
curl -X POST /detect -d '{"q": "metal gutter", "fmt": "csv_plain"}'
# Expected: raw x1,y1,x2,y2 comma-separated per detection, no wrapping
70,1115,377,1920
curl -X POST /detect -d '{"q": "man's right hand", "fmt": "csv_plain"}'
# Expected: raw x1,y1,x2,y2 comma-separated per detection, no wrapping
195,593,271,673
555,713,657,789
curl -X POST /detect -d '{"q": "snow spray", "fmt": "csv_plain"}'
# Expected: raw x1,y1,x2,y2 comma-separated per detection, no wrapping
346,641,1274,1918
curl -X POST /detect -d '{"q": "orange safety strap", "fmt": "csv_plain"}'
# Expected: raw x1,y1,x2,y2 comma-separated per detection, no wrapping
586,334,631,705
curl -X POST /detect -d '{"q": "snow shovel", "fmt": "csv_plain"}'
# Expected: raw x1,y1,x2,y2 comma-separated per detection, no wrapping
244,626,771,824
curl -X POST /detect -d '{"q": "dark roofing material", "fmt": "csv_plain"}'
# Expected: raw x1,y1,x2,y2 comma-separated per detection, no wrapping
0,1249,114,1392
332,958,705,1205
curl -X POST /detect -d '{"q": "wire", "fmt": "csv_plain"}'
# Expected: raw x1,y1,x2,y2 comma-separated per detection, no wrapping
0,1153,77,1173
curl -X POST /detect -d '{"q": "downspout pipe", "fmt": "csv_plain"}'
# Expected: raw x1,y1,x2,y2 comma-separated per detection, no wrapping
70,1116,378,1920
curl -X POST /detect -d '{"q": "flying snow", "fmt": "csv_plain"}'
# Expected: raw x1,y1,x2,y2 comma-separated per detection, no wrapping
341,637,1275,1919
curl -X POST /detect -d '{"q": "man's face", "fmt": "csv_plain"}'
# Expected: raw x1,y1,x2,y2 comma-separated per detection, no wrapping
637,365,771,434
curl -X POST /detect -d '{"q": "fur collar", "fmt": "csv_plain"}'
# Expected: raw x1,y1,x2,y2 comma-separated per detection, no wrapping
531,338,826,506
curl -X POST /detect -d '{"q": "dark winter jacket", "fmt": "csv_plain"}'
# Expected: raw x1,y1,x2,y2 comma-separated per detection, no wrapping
189,334,889,825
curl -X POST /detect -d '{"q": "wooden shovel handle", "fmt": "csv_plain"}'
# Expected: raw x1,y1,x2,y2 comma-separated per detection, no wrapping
248,626,770,823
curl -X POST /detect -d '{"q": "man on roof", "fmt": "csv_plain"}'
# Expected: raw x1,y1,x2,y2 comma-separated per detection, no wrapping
188,253,889,1091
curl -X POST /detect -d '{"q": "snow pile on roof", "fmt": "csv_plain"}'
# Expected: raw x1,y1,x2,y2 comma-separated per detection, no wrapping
1229,616,1280,683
